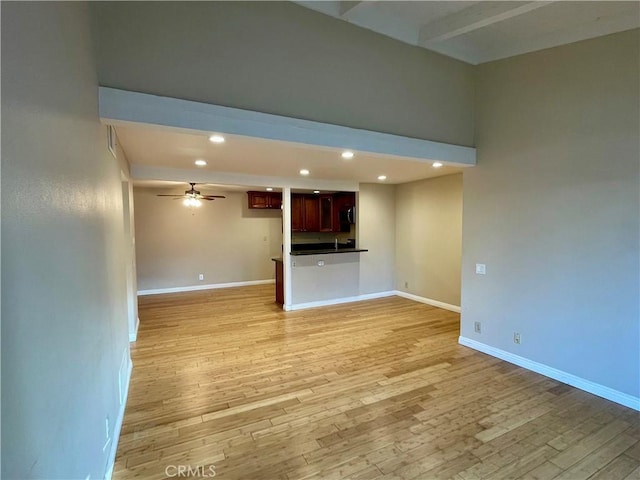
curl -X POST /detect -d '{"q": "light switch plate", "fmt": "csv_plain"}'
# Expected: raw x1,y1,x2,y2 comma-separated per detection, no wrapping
476,263,486,275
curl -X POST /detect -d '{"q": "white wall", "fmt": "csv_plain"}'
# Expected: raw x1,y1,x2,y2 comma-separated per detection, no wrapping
134,188,283,291
395,174,463,306
90,1,474,147
359,183,396,295
1,3,132,478
463,30,639,399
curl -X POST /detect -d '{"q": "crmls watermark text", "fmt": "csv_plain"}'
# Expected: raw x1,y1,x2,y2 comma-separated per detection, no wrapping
165,465,216,477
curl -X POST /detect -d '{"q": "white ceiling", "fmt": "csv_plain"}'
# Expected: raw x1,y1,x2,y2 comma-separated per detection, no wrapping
116,124,463,187
295,1,640,64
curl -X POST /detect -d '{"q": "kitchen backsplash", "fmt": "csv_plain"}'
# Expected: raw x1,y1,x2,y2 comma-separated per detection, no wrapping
292,230,355,244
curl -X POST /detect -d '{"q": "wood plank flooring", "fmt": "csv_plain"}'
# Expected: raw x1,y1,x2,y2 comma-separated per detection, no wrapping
113,285,639,480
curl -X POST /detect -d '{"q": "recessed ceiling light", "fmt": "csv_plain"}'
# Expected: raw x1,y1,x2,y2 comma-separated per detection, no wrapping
194,159,207,166
377,175,387,181
266,187,273,191
209,134,225,143
342,150,354,159
433,162,443,168
299,169,310,176
313,190,320,194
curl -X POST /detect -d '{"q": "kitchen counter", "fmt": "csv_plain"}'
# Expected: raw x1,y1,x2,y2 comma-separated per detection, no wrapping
290,248,368,256
290,242,367,256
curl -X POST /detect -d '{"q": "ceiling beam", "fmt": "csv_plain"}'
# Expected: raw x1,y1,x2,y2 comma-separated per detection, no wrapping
339,1,367,18
99,87,476,166
419,1,555,45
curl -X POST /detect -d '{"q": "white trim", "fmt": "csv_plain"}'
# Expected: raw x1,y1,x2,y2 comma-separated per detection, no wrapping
99,87,476,166
129,317,140,342
138,279,275,296
394,290,461,313
104,356,133,480
282,188,293,309
285,291,395,311
458,336,640,412
107,125,117,158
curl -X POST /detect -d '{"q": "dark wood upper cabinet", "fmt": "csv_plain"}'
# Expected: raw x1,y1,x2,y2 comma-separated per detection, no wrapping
291,192,355,233
319,195,333,232
247,191,282,209
303,196,320,232
291,194,304,232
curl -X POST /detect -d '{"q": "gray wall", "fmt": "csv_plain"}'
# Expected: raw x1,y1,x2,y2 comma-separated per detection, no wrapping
134,189,283,291
1,2,131,478
359,183,396,295
395,174,463,306
290,253,361,305
462,30,639,397
90,1,474,146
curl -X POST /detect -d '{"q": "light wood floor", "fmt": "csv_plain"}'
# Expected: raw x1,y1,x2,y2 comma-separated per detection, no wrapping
114,285,639,480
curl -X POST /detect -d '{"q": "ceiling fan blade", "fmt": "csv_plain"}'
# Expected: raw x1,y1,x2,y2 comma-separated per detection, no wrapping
157,194,186,197
201,195,226,199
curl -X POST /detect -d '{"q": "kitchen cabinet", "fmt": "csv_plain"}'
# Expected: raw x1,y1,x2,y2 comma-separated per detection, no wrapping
247,191,282,209
319,195,333,232
273,258,284,306
291,194,320,232
291,194,304,231
304,196,320,231
291,192,355,232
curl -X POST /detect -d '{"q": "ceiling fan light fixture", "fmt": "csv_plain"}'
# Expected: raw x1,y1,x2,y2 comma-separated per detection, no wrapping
183,197,202,208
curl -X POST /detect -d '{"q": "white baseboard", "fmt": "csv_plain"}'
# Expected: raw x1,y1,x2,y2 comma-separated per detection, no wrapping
138,279,275,296
129,317,140,342
459,336,640,411
285,290,462,313
104,356,133,480
285,291,395,311
394,290,461,313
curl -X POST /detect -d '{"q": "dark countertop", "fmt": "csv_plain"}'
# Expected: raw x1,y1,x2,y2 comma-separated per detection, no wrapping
290,248,368,256
272,243,368,258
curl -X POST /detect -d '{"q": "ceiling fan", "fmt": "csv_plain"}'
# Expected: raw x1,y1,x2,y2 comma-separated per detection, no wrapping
157,182,225,207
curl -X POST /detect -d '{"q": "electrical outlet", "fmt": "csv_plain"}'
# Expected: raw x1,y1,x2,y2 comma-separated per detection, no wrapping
476,263,486,275
514,332,521,344
198,273,204,281
474,322,481,334
317,260,325,267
